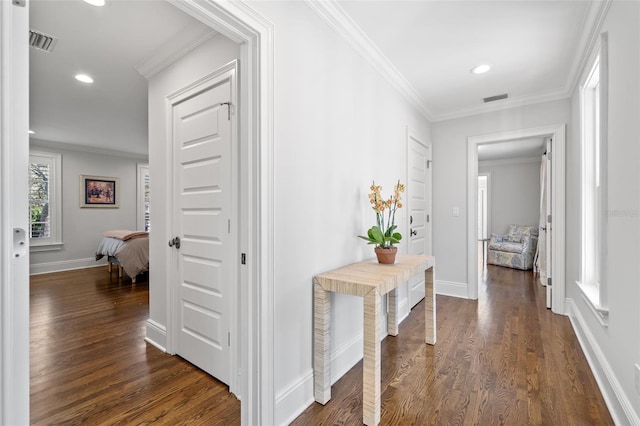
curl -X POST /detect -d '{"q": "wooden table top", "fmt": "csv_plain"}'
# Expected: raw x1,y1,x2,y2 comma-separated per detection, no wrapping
313,254,434,297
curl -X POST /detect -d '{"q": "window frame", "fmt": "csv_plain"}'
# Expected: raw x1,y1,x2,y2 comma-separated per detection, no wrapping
137,163,150,232
29,150,63,251
577,33,609,324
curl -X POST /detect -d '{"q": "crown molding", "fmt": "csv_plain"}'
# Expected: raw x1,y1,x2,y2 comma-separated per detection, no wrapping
304,0,433,121
431,88,571,122
135,24,217,80
564,0,612,97
307,0,612,124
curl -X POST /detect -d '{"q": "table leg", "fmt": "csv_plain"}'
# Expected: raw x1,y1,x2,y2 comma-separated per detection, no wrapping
363,289,381,426
387,288,399,336
313,280,331,404
425,266,436,345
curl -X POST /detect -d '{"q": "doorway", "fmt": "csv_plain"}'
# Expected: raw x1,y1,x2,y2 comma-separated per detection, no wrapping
467,124,566,314
1,1,274,424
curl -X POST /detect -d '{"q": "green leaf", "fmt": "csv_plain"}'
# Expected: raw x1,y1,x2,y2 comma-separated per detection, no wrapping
392,232,402,241
369,226,384,243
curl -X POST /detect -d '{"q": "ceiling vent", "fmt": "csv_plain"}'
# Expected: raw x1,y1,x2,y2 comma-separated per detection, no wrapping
29,29,57,53
483,93,508,103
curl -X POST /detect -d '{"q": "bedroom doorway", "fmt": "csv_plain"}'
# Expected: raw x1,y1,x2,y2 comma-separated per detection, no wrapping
467,124,566,314
3,1,273,424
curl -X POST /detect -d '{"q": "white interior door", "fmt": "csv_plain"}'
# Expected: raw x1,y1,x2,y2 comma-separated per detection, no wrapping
171,70,235,385
408,134,432,309
1,1,30,422
545,137,553,308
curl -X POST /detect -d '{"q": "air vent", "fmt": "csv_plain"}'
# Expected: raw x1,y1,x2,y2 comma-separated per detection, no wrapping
483,93,508,103
29,29,57,53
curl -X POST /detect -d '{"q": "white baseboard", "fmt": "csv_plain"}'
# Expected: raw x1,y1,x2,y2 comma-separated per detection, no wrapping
29,257,105,275
144,319,167,352
567,298,640,425
274,370,314,426
436,280,468,298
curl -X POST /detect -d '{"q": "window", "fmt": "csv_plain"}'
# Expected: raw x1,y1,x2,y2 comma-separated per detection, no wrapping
579,33,608,321
137,164,150,231
29,151,62,249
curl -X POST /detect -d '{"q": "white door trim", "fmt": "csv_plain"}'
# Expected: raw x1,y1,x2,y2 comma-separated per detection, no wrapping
478,172,492,240
0,0,30,424
163,2,275,424
467,124,566,315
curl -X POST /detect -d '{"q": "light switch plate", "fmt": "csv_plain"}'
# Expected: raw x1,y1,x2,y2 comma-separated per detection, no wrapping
452,207,460,217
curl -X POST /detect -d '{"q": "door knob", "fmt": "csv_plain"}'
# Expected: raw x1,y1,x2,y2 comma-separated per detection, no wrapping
168,236,181,249
410,229,417,236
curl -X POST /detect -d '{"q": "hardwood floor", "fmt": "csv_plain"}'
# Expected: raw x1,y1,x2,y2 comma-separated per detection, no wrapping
31,264,612,425
292,265,613,425
30,267,240,425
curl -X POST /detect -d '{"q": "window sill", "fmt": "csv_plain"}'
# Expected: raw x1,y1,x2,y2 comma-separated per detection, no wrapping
576,281,609,327
30,242,64,253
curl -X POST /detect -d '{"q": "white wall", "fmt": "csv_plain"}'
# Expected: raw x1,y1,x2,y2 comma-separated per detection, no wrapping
251,3,430,423
565,1,640,423
29,140,144,274
479,158,541,236
431,100,571,288
148,4,431,424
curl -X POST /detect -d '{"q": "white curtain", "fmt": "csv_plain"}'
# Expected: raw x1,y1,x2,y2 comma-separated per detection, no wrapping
534,153,546,285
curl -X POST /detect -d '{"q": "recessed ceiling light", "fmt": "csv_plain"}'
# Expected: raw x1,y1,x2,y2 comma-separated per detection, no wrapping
83,0,105,6
75,74,94,84
471,64,491,75
28,130,35,134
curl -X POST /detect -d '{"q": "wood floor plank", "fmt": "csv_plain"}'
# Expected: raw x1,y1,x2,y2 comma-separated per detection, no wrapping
292,265,613,425
30,267,240,425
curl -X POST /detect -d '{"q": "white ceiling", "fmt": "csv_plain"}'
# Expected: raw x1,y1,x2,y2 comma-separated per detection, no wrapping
29,0,598,156
29,0,212,156
338,0,594,121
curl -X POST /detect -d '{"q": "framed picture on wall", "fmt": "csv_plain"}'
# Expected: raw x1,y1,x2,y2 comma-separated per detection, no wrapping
80,175,120,208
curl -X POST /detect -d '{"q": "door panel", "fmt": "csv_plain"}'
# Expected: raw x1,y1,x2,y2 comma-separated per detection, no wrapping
173,76,233,385
408,135,432,309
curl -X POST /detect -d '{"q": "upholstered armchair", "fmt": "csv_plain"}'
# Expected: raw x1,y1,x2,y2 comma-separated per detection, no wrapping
487,225,539,270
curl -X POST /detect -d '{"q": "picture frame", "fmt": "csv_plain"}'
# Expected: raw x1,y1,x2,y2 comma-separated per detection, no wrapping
80,175,120,208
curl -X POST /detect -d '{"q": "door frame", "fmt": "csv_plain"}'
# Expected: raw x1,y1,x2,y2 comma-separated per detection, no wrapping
0,0,30,423
467,124,566,315
477,172,491,241
1,1,275,424
165,2,275,424
167,62,238,389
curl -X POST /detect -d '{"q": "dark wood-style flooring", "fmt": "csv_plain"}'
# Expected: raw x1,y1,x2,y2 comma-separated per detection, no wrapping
31,264,612,425
30,267,239,425
293,265,613,425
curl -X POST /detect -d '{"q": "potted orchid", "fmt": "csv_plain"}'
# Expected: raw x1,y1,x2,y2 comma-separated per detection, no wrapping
358,180,405,264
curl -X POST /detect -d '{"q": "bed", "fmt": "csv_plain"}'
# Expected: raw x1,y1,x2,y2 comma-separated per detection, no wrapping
95,230,149,283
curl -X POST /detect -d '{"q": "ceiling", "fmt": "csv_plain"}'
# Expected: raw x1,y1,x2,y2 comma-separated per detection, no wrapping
29,0,598,156
29,0,212,156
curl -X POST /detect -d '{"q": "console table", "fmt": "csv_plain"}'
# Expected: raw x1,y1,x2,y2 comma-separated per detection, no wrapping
313,254,435,426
